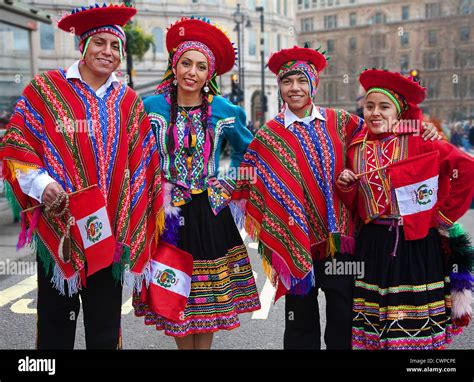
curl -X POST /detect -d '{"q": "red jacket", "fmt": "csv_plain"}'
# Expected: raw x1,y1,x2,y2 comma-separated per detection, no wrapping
336,131,474,229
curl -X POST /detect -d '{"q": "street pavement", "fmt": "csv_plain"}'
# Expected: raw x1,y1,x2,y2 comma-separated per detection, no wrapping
0,199,473,350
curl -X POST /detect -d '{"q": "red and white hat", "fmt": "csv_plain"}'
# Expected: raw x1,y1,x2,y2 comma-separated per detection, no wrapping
359,69,426,120
57,3,136,58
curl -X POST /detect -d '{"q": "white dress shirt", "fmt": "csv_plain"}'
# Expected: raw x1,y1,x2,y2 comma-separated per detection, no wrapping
17,61,120,202
284,103,326,128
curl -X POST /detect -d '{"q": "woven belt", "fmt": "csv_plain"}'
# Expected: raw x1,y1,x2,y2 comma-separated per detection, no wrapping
371,217,403,257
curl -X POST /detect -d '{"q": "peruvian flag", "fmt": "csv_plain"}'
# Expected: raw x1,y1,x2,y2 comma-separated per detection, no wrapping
387,151,440,240
140,242,193,322
69,185,116,276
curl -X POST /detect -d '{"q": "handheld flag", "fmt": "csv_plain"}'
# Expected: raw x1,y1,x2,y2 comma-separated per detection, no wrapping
387,151,439,240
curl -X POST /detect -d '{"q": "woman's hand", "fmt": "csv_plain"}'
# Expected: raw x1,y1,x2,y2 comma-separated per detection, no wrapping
422,122,441,141
336,169,358,188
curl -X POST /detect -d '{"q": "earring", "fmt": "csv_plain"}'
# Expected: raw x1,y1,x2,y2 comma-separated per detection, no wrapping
203,81,209,93
172,79,178,86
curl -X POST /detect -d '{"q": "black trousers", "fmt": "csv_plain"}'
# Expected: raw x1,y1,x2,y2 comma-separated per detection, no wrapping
36,255,123,349
284,253,355,349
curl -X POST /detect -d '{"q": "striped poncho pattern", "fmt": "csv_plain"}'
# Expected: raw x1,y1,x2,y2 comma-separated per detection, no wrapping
235,107,364,296
1,70,163,295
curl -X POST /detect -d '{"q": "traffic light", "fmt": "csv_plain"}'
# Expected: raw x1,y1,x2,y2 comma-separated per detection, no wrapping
410,69,421,83
230,74,244,105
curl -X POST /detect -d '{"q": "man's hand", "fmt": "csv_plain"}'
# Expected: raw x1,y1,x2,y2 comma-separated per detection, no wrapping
41,182,64,208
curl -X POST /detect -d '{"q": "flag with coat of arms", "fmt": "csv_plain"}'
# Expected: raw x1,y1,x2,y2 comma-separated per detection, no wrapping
387,151,440,240
139,242,194,322
68,185,116,276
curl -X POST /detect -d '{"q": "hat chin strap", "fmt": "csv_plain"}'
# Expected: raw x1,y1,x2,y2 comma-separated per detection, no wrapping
81,36,124,63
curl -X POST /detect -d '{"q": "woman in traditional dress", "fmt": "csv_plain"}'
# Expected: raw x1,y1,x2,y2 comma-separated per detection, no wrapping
336,69,474,349
133,17,260,350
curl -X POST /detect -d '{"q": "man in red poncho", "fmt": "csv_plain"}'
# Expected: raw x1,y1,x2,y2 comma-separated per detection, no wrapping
0,4,163,349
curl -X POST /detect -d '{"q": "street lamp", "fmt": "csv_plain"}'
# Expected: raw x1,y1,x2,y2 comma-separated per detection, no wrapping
233,4,244,104
256,6,266,126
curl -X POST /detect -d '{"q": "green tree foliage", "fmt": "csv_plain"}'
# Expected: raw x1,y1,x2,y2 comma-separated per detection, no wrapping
124,23,154,61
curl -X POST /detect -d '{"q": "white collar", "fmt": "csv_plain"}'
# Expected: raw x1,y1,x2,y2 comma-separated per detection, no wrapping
66,60,119,94
284,103,326,128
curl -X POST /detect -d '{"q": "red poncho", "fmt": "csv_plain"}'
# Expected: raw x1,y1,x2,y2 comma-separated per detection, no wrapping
0,70,163,294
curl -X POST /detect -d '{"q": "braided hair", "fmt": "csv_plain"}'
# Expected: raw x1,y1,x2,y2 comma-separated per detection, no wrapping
167,83,212,154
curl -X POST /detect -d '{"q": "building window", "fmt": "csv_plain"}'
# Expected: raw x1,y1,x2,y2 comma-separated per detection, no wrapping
248,30,256,56
277,34,281,51
301,17,314,32
459,0,473,14
276,0,281,14
400,32,409,47
152,27,164,54
402,5,409,20
370,56,386,68
327,39,334,53
459,26,470,42
13,28,29,51
455,50,474,68
324,15,337,29
424,51,441,69
323,82,338,102
264,31,269,57
349,37,356,51
349,12,357,26
400,54,409,73
370,34,386,50
425,3,441,18
371,12,386,24
304,0,310,9
326,61,337,75
283,0,287,15
426,78,440,99
428,30,438,46
453,76,468,98
247,0,256,10
40,22,54,51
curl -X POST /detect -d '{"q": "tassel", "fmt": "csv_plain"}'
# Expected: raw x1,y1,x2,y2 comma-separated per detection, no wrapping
450,271,474,291
244,215,261,241
4,182,21,221
340,235,356,255
112,244,130,284
447,223,474,273
161,213,180,246
451,289,472,327
33,235,55,277
288,270,315,296
260,255,275,285
155,208,165,244
327,232,341,257
26,208,41,244
17,211,28,250
229,199,247,230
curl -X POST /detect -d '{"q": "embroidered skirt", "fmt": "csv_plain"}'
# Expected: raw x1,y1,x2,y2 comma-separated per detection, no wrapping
352,223,462,350
133,191,261,337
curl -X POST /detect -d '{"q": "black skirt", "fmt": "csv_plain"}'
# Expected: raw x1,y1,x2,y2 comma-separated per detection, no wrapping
134,191,261,337
352,223,462,349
